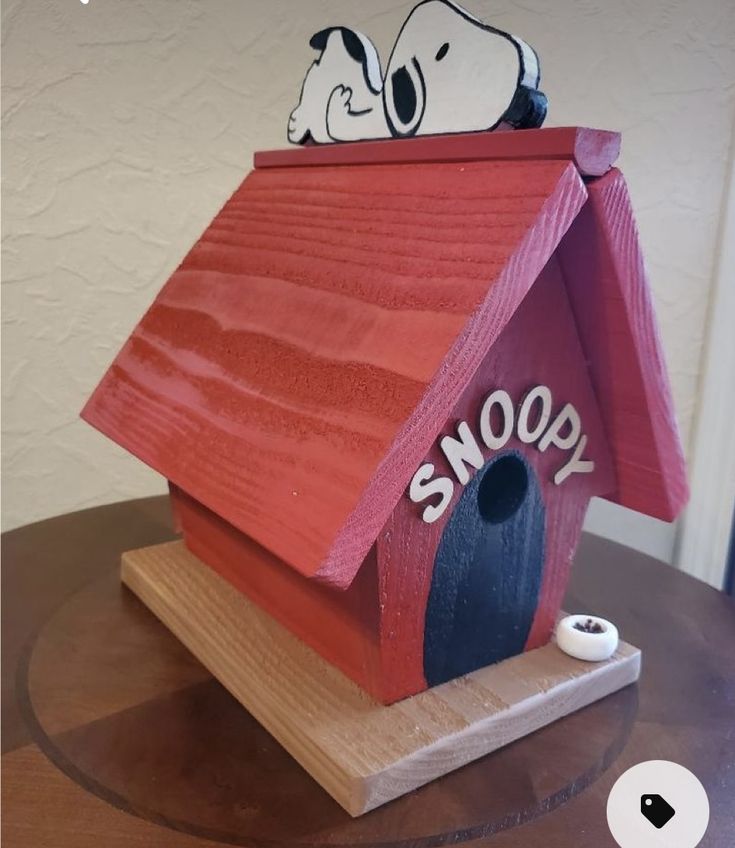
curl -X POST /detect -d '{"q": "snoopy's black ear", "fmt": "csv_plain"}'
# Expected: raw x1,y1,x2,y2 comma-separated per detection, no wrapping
310,27,367,65
339,29,368,65
309,27,339,52
501,87,548,130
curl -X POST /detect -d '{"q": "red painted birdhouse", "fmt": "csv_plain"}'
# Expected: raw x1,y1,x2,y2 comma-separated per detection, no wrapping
82,128,688,705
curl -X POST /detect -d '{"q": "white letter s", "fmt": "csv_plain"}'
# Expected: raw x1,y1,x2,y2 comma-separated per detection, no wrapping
409,463,454,524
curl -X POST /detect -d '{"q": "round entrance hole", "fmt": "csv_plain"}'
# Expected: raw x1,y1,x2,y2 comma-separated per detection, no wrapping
477,454,529,524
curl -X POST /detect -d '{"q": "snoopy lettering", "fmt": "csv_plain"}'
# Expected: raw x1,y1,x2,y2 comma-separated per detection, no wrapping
288,0,547,145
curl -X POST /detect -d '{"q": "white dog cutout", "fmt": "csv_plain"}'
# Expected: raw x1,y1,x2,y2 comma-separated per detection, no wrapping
288,27,388,144
288,0,547,144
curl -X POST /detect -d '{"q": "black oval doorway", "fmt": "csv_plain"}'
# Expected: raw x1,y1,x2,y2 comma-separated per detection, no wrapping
423,451,546,687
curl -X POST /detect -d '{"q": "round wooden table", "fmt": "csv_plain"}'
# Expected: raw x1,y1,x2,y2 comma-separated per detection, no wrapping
2,497,734,847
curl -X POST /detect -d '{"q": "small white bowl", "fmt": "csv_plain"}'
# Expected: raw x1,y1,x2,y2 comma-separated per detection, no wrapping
556,614,619,662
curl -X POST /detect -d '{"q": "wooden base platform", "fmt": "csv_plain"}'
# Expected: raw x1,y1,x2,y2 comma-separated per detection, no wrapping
121,541,641,817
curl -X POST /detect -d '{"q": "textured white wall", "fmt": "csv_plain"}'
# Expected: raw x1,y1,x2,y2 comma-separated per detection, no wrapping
3,0,734,537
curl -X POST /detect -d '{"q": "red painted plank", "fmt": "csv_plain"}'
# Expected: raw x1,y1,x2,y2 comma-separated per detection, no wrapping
82,158,588,589
169,485,390,701
254,127,621,178
557,169,689,521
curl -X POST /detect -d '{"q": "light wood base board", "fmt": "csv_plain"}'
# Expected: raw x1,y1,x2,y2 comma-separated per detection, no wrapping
121,541,641,817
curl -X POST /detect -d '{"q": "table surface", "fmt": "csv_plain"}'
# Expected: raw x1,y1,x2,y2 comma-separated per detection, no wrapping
2,496,733,847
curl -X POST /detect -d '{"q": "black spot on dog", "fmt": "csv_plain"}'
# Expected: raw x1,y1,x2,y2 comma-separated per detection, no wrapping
308,27,332,51
391,65,417,125
501,86,548,129
341,29,367,64
308,27,366,67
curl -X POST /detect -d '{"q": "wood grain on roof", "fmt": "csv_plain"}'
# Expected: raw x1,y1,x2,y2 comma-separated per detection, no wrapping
82,157,587,587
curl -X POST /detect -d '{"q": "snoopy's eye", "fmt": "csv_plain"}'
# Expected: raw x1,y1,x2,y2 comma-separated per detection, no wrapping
435,42,450,61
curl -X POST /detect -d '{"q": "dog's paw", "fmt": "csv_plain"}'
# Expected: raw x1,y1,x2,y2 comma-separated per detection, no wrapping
329,85,354,115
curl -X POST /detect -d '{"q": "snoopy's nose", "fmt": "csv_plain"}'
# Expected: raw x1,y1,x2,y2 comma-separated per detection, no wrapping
391,65,417,126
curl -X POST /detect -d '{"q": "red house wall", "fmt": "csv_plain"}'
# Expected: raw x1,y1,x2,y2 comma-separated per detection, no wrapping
169,485,384,695
376,255,615,700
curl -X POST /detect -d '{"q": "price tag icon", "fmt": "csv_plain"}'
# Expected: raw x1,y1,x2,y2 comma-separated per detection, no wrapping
641,793,676,829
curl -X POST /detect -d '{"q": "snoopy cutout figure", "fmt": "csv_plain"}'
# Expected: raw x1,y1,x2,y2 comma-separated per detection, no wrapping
288,27,388,144
288,0,547,145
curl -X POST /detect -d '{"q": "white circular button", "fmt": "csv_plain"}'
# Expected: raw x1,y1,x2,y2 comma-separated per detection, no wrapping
607,760,710,847
555,614,618,661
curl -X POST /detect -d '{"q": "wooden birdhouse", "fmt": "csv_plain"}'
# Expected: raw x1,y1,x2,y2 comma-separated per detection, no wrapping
81,0,688,815
83,127,687,706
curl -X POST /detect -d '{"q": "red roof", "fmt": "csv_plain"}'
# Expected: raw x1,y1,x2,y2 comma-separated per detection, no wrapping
82,128,687,588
